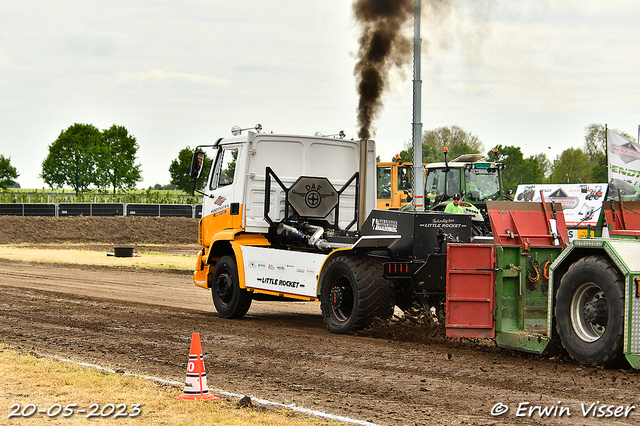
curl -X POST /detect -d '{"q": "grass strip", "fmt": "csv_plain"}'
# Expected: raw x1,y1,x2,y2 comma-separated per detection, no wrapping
0,245,193,271
0,348,340,426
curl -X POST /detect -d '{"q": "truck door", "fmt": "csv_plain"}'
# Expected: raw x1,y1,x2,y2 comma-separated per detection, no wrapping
202,145,242,232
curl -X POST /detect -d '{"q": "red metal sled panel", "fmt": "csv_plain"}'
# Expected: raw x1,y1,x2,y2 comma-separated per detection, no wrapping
487,201,569,248
604,200,640,235
446,244,495,338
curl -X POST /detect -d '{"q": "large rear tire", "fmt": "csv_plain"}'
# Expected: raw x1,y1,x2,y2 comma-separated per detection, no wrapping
211,256,252,319
555,255,624,366
320,256,394,334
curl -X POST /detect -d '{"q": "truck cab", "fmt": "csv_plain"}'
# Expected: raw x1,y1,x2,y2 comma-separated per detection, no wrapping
197,129,376,239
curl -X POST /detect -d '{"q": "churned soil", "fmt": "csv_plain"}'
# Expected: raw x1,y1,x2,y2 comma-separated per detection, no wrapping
0,215,198,245
1,216,639,426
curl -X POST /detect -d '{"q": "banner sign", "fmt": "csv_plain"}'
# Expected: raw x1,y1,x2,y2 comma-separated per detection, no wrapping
607,129,640,200
514,184,607,228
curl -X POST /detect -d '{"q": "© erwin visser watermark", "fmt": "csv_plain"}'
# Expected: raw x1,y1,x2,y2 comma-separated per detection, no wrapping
491,401,635,419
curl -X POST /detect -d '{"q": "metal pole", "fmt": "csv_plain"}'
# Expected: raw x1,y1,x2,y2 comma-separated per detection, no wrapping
605,123,609,183
412,0,424,211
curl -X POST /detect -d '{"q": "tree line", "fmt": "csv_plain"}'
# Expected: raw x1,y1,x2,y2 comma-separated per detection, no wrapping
0,122,634,195
40,123,142,196
0,123,211,195
394,123,632,194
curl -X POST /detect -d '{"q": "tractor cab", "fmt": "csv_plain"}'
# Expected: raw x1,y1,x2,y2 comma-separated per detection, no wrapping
424,152,505,235
424,153,505,210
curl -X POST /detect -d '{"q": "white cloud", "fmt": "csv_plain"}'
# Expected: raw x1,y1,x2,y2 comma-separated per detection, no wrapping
1,0,639,188
0,49,11,65
118,70,229,87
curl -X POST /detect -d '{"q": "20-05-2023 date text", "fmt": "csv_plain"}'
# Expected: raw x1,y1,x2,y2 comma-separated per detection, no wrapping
8,403,141,419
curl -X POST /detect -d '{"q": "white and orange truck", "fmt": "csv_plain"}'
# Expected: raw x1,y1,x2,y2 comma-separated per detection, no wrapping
189,125,640,370
189,126,403,334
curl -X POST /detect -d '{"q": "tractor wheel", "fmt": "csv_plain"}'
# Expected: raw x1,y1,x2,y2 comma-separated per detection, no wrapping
211,256,252,319
555,255,624,366
320,256,394,334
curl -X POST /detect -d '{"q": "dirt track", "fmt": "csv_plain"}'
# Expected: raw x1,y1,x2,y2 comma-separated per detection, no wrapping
1,217,640,425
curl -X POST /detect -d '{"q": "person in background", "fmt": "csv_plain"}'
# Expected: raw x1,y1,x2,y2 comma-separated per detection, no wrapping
445,193,464,214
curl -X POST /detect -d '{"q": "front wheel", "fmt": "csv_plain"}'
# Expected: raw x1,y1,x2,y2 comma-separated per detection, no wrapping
555,256,624,366
320,256,394,334
211,256,252,319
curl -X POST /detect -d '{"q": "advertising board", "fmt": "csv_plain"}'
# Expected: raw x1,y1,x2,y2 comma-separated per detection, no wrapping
514,184,607,237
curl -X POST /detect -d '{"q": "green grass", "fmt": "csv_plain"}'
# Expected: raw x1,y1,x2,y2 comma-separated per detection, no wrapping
0,348,341,426
0,188,202,205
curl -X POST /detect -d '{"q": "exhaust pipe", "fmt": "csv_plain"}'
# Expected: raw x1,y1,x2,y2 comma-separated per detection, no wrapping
277,223,350,251
358,138,368,228
277,223,304,240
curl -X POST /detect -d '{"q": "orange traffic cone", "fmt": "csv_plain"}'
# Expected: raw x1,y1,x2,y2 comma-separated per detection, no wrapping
176,333,219,401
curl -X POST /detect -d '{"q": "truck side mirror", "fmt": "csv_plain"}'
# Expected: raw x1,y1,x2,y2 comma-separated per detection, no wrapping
190,151,205,180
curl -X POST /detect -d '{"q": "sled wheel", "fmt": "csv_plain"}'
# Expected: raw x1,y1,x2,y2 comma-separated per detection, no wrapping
555,255,624,366
320,256,394,334
211,256,252,319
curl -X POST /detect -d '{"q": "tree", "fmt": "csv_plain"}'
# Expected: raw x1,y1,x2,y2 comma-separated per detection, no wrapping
423,125,484,154
551,147,591,184
397,125,484,163
583,123,607,164
40,123,104,195
590,154,608,183
533,152,552,178
521,156,543,184
153,183,177,190
169,146,213,193
584,123,635,164
102,125,142,194
489,145,524,194
448,141,478,161
484,145,547,194
0,154,19,189
397,144,441,163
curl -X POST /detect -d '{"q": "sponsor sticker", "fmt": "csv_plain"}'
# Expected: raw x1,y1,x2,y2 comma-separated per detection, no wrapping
371,218,398,233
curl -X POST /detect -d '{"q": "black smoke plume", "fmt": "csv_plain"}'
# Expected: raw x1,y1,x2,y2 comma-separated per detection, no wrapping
353,0,414,140
353,0,495,140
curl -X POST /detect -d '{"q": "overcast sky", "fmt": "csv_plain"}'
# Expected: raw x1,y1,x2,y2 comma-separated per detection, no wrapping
1,0,639,189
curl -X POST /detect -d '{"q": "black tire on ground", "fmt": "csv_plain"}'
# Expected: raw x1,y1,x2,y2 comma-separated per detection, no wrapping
320,256,395,334
555,255,625,366
211,256,252,319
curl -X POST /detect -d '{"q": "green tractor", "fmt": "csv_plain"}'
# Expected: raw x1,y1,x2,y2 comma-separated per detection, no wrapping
423,150,507,236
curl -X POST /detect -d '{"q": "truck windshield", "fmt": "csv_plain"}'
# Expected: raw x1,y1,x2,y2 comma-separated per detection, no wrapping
465,168,500,202
210,147,237,190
